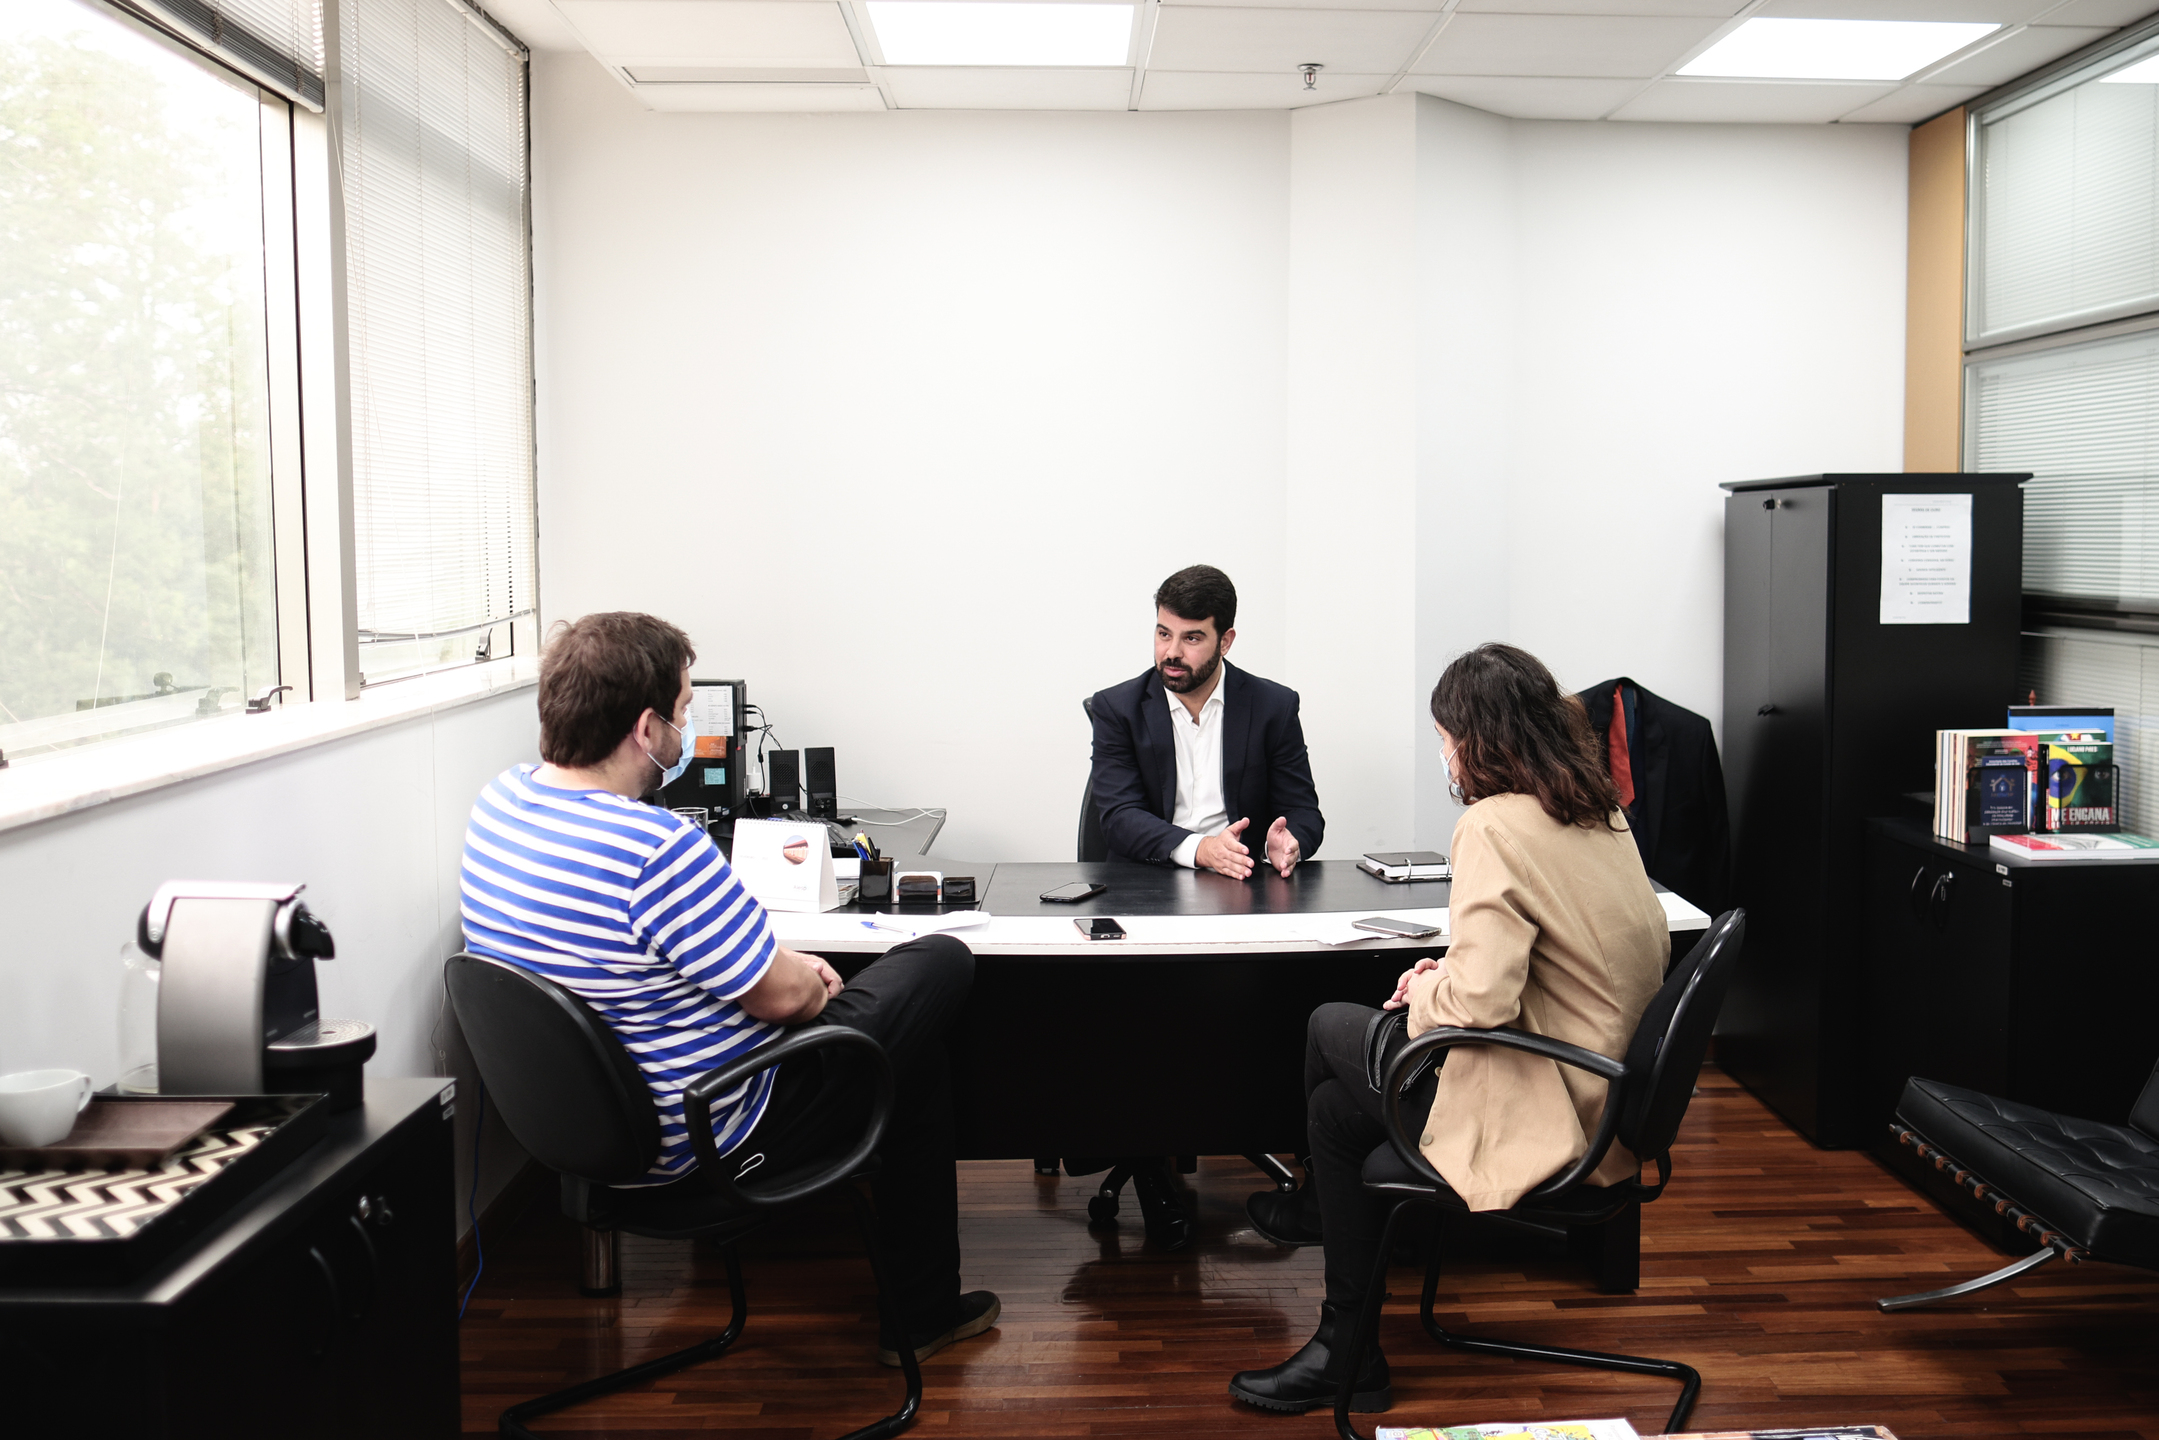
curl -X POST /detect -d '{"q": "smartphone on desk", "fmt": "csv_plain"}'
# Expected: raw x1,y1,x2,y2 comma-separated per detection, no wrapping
1040,881,1107,903
1076,917,1127,941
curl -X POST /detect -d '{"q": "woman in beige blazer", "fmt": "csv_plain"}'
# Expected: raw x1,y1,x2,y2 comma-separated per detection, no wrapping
1230,643,1669,1417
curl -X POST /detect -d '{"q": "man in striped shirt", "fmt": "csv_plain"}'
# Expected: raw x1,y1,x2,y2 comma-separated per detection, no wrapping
461,611,998,1365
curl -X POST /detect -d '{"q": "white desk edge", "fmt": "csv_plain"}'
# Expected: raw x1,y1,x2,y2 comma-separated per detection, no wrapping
768,890,1712,957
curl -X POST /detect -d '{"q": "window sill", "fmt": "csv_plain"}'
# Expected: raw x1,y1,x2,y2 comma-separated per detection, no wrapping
0,658,539,837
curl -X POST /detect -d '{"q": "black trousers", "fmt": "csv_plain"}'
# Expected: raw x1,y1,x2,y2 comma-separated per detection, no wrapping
1304,1001,1439,1320
733,934,974,1340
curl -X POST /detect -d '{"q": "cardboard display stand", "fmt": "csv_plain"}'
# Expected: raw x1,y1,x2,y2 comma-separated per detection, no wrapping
729,818,841,913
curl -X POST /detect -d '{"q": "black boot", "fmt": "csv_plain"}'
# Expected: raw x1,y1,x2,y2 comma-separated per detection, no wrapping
1246,1163,1323,1247
1228,1304,1391,1414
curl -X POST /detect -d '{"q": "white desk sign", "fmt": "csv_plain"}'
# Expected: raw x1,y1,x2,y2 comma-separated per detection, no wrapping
729,818,840,913
1880,493,1972,625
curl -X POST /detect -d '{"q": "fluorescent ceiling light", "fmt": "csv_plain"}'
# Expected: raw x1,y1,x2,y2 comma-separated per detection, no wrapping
2102,54,2159,83
1680,18,1998,82
866,2,1132,67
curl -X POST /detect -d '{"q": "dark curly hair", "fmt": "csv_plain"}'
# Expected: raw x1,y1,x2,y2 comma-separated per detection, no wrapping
1430,643,1621,830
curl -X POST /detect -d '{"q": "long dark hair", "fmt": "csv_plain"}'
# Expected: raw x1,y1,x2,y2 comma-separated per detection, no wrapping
1430,644,1621,830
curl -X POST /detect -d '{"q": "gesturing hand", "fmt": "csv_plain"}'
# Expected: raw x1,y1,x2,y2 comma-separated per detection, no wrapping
1195,817,1255,879
1382,957,1443,1011
1264,816,1301,877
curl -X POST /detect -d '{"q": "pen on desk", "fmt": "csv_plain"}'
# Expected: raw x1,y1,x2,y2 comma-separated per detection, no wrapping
860,918,908,934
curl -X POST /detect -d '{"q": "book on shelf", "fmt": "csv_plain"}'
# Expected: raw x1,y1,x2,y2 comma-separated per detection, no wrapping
2038,735,2117,832
1991,831,2159,863
2009,703,2113,742
1934,729,2040,842
1360,850,1451,882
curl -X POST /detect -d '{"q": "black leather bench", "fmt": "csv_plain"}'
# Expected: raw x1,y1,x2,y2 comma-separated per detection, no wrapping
1877,1066,2159,1311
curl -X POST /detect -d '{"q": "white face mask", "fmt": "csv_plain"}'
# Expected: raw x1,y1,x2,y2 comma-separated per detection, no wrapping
1440,738,1461,799
646,711,697,789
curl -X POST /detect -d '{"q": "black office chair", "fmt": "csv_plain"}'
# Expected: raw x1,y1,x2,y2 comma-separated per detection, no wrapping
444,953,923,1440
1330,908,1746,1440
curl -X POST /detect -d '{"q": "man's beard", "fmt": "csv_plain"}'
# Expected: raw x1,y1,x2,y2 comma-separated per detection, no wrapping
1159,645,1222,695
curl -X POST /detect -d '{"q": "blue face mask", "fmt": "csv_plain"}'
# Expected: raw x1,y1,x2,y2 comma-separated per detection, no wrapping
648,711,698,789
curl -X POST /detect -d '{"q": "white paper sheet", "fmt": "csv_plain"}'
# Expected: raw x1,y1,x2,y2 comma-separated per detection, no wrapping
856,910,992,938
1880,493,1972,625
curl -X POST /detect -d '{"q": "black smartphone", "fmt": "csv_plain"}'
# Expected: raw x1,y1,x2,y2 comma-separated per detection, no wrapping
1076,917,1127,940
1040,881,1107,903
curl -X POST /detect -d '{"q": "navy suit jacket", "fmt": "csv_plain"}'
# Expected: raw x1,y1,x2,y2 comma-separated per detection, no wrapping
1086,663,1325,866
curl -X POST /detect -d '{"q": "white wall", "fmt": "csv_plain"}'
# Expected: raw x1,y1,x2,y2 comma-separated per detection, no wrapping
533,55,1291,862
1502,119,1909,742
0,691,540,1227
532,51,1908,861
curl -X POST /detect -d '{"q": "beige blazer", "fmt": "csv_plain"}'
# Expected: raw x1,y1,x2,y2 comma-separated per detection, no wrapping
1404,792,1669,1211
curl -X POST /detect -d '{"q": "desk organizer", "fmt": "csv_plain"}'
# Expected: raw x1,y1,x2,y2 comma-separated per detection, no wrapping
0,1092,329,1284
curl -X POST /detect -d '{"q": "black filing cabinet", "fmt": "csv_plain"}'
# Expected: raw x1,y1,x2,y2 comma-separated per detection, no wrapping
1865,818,2159,1135
0,1078,458,1439
1718,473,2027,1147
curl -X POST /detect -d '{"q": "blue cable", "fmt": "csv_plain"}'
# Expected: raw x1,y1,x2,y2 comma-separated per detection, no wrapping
458,1077,487,1321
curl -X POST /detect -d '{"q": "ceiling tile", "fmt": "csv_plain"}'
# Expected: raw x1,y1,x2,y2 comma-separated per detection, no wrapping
627,64,869,81
1415,12,1726,77
633,80,888,111
1611,76,1896,119
1922,24,2117,84
1409,73,1644,116
1834,82,1988,122
1758,0,2056,20
2043,0,2159,23
1148,8,1443,73
1163,0,1450,9
883,66,1135,107
1137,68,1392,104
1459,0,1743,13
556,1,861,64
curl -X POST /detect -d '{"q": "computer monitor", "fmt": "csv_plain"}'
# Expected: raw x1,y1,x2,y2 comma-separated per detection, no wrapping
658,679,747,822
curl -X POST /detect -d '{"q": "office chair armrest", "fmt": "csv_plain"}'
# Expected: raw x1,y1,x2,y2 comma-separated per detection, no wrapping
682,1025,894,1211
1379,1025,1631,1207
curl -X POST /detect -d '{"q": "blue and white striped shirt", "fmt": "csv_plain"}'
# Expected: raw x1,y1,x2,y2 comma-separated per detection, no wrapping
460,764,779,1184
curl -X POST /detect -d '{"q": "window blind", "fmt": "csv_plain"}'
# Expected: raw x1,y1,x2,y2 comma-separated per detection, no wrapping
336,0,534,683
117,0,325,108
1968,327,2159,611
1974,54,2159,345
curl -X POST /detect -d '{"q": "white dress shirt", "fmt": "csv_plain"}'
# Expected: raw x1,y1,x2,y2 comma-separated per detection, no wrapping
1166,663,1229,870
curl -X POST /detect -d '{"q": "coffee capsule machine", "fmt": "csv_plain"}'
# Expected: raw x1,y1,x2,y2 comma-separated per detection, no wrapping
136,881,377,1111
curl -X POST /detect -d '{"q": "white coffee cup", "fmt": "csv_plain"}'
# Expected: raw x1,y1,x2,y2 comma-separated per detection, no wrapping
0,1069,94,1148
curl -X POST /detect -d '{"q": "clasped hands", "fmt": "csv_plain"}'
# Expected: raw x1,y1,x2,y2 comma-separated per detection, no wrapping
1194,815,1301,879
1382,957,1444,1011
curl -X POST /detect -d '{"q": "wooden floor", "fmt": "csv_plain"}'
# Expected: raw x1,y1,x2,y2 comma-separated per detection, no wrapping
459,1067,2159,1438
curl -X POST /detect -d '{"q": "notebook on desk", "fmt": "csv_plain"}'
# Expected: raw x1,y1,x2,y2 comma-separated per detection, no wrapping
1359,851,1451,882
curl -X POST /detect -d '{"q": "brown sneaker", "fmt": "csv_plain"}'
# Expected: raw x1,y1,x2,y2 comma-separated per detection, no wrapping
876,1290,1001,1366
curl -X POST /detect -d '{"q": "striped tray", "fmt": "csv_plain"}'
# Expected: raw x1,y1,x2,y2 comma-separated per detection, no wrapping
0,1119,278,1241
0,1093,329,1285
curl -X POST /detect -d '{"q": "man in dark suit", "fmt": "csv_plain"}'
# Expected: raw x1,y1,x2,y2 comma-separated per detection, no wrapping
1088,564,1324,876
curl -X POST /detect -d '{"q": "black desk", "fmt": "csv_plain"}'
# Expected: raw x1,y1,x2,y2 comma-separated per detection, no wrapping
781,860,1709,1161
0,1078,458,1439
980,859,1435,917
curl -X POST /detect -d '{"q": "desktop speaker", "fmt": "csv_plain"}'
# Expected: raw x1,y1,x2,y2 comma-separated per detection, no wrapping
805,746,837,821
766,749,800,813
